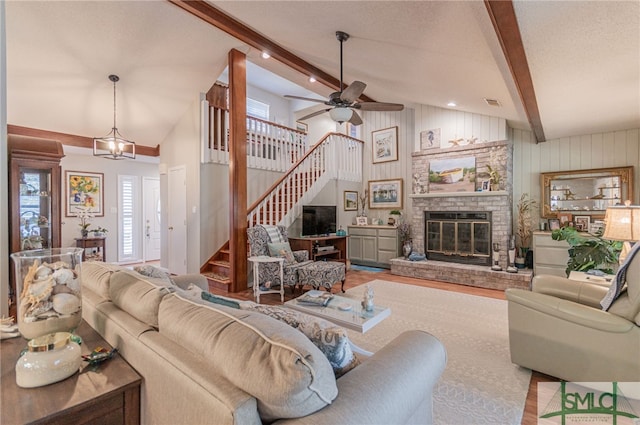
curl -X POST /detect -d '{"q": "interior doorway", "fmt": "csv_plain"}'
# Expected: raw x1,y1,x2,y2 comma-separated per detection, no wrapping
167,166,187,274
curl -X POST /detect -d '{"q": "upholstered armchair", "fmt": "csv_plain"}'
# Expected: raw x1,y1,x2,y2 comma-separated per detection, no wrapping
505,248,640,382
247,225,313,291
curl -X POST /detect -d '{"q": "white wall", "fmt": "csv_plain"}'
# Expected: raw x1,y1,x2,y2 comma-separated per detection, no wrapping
60,150,159,263
1,1,8,317
512,127,640,227
160,96,202,273
246,84,291,126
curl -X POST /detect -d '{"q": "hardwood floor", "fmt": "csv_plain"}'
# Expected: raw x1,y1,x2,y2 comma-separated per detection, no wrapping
207,268,557,425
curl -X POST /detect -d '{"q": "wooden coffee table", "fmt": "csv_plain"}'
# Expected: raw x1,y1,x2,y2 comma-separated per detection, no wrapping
1,320,141,425
284,290,391,333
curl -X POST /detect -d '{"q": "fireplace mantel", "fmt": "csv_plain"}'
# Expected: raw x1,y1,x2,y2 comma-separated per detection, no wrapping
409,191,508,198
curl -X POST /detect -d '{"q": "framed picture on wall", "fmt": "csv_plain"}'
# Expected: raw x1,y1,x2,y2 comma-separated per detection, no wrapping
65,171,104,217
420,128,440,150
372,126,398,164
344,191,358,211
368,178,403,209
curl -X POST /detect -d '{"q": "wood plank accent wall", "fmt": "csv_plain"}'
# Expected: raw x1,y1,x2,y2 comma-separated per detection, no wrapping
512,127,640,227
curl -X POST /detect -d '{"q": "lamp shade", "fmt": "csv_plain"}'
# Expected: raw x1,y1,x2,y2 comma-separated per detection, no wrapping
329,107,353,123
603,204,640,241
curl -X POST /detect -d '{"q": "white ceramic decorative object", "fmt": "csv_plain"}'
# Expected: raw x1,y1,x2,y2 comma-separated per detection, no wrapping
10,248,83,340
15,332,82,388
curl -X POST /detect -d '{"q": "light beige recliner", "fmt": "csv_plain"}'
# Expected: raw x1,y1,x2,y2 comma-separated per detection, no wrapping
505,250,640,382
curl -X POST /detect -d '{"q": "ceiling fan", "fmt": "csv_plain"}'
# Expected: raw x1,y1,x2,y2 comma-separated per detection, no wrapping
285,31,404,126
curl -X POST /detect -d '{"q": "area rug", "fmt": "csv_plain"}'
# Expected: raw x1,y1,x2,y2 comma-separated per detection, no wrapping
342,279,531,425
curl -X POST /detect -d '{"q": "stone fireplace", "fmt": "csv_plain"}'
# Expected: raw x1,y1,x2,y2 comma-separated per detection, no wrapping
390,140,532,290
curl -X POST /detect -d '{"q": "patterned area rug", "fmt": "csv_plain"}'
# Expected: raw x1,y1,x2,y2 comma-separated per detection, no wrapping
342,280,531,425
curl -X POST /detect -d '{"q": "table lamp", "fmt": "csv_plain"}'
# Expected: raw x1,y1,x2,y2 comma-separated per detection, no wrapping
603,201,640,264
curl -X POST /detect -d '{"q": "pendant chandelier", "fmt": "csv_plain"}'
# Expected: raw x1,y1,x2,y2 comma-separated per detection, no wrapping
93,74,135,160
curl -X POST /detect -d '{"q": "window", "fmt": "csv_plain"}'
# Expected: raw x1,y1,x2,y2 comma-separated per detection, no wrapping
247,98,269,120
118,175,140,263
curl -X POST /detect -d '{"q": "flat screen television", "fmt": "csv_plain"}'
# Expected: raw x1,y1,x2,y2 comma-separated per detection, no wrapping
302,205,337,237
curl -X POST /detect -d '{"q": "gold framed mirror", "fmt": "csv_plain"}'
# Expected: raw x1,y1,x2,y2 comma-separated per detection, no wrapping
541,166,634,219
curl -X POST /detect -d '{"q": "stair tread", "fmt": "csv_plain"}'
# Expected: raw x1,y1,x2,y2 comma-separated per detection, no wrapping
210,260,230,267
202,272,231,284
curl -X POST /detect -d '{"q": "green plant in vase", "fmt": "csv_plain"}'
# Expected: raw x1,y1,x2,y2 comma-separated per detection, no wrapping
551,226,622,276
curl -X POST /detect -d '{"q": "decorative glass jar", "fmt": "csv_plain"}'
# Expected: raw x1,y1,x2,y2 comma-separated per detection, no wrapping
15,332,82,388
10,248,83,340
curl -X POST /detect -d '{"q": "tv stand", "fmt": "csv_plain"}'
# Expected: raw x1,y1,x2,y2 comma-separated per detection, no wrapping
288,235,347,263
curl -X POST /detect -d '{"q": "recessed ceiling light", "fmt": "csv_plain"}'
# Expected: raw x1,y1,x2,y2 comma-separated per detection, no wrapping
309,76,317,83
261,51,270,59
447,102,457,107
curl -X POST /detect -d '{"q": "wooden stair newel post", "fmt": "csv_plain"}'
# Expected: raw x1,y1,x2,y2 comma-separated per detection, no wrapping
228,48,248,292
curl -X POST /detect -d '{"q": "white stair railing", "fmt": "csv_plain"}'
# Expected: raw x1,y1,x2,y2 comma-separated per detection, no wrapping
248,133,363,228
200,98,308,172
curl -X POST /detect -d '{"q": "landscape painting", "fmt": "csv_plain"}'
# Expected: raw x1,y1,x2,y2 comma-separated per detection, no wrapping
428,156,476,193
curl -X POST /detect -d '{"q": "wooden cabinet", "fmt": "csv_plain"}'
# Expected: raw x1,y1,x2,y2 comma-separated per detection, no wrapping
1,321,141,425
532,231,569,277
348,225,400,268
288,235,347,263
8,135,64,313
75,237,106,262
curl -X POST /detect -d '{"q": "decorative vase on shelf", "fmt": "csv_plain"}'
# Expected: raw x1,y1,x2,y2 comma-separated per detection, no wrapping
402,239,413,259
81,229,88,238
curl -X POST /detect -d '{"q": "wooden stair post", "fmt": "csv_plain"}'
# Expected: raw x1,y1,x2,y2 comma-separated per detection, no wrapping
228,48,247,293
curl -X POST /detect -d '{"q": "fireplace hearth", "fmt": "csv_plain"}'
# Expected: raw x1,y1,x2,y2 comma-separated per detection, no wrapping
425,211,491,266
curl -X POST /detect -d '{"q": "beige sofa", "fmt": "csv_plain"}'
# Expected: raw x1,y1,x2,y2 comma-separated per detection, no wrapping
81,262,447,424
506,256,640,382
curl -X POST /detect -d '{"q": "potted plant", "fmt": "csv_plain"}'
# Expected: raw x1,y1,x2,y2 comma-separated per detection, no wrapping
92,227,109,238
551,226,622,276
515,193,537,268
389,210,402,226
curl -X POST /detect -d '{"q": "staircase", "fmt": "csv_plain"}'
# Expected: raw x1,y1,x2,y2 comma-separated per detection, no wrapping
200,131,363,291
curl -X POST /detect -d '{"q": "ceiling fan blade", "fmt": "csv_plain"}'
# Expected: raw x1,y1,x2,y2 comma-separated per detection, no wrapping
348,111,363,126
340,81,367,103
357,102,405,112
284,94,327,104
298,108,331,121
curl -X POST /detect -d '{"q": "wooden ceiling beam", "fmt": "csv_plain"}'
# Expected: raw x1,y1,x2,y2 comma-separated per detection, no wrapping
485,0,546,143
168,0,375,103
7,125,160,157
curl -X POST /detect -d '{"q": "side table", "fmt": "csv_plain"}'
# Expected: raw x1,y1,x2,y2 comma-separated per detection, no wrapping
75,237,106,262
1,321,141,425
568,270,615,287
248,255,285,303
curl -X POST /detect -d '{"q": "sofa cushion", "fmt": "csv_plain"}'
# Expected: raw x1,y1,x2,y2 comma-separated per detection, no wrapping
158,294,338,421
134,264,175,285
240,303,360,377
81,261,122,300
109,269,174,327
268,242,296,264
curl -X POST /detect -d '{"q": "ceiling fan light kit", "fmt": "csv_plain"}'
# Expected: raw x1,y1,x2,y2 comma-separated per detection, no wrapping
329,107,353,123
93,74,136,160
285,31,404,126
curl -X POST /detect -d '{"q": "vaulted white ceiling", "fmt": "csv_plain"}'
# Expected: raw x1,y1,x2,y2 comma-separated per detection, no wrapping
5,1,639,148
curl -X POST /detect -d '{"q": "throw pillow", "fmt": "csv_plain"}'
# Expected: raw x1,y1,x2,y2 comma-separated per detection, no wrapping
267,242,296,265
134,264,175,285
240,303,360,377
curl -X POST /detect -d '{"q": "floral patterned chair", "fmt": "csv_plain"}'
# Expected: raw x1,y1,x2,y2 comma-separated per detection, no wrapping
247,225,313,291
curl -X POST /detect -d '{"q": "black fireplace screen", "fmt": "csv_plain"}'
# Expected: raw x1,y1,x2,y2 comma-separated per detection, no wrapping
424,211,491,266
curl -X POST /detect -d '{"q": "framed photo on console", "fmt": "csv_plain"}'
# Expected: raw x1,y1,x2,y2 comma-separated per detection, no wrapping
557,212,572,227
574,215,590,232
356,217,368,226
548,218,560,231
